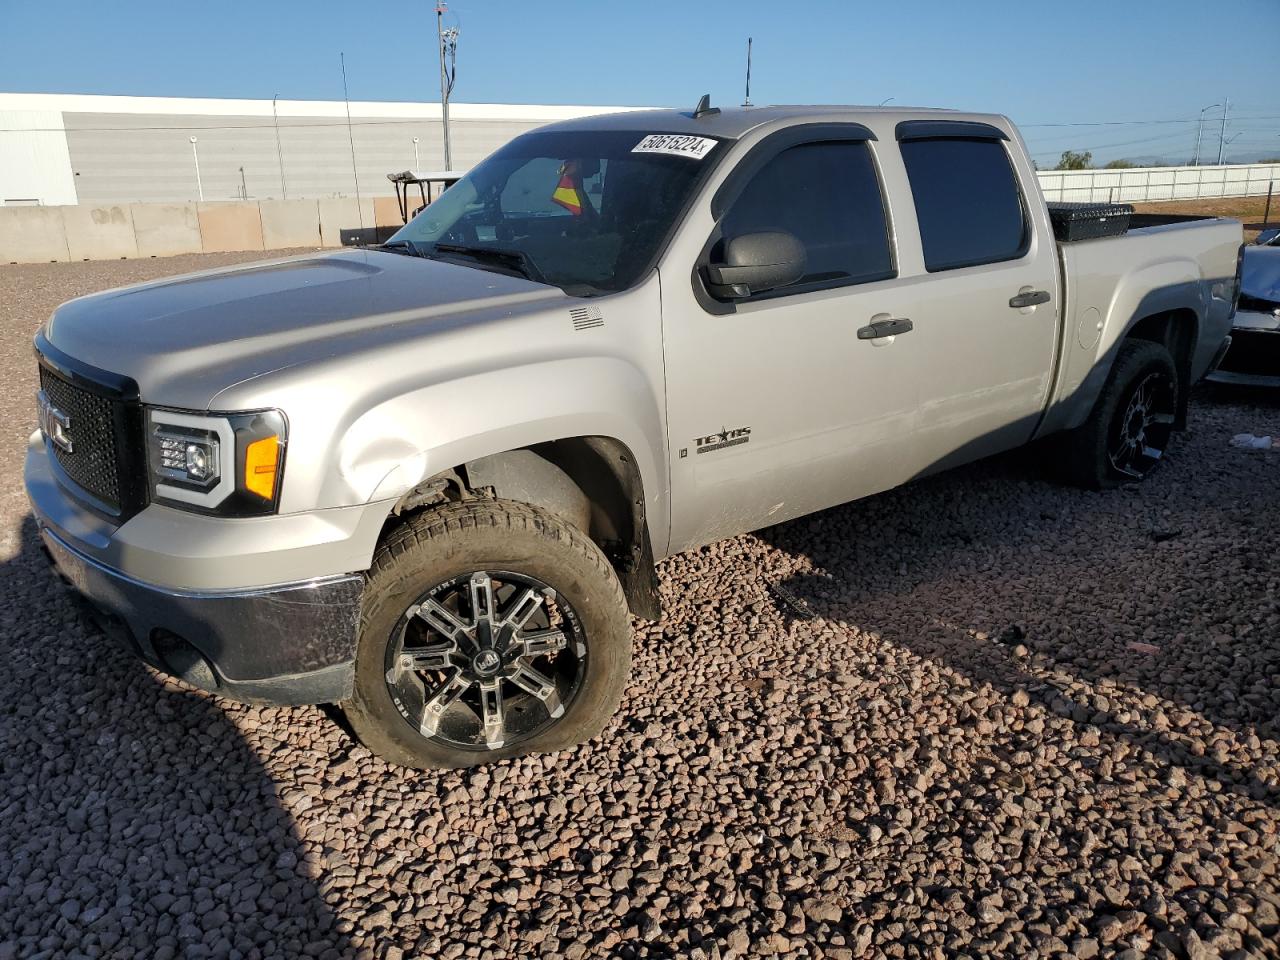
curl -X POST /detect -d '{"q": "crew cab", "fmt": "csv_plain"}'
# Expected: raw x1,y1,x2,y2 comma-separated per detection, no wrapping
27,101,1243,768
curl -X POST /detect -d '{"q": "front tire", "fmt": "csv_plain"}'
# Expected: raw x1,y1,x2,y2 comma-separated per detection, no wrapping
1048,339,1179,490
343,499,632,769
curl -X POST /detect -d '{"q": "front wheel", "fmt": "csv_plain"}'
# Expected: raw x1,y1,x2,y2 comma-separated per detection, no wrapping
1048,339,1179,489
343,499,632,769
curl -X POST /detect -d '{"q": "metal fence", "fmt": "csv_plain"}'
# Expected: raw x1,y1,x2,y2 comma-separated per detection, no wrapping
1036,162,1280,204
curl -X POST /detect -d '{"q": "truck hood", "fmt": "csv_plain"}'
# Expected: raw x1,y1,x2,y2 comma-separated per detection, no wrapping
42,248,564,408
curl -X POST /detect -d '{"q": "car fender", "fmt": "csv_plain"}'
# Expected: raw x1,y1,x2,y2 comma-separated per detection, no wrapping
333,355,669,549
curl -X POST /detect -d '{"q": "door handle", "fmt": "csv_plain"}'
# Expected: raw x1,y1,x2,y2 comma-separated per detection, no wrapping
1009,290,1051,309
857,317,913,340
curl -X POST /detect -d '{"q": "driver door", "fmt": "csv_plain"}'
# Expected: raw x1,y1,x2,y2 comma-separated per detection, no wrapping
662,132,923,552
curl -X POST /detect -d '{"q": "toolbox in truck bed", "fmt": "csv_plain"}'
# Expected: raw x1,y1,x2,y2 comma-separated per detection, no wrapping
1047,202,1134,242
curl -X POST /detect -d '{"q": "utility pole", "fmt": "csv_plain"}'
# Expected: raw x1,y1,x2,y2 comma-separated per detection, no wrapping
1216,97,1230,166
742,38,752,107
272,93,287,198
436,3,458,171
189,136,204,201
1193,103,1219,166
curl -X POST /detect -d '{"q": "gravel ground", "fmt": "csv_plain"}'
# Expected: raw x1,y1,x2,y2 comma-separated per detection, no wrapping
1,252,1278,960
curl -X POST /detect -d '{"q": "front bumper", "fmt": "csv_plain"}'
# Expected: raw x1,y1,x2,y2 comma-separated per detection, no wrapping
26,432,374,705
1206,310,1280,387
41,527,362,704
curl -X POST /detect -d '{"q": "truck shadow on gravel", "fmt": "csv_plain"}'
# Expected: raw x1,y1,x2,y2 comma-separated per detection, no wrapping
754,432,1279,810
0,517,351,959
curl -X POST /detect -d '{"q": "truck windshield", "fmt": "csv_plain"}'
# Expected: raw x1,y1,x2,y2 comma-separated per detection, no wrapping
387,129,725,295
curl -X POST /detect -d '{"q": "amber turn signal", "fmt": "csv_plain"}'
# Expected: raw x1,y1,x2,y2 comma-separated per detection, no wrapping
244,435,280,500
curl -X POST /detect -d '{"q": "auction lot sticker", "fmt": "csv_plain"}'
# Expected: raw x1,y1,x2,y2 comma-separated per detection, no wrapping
632,134,719,159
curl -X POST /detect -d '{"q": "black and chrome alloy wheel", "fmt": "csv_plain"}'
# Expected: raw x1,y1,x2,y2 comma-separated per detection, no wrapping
1106,369,1176,481
384,570,588,751
345,499,632,769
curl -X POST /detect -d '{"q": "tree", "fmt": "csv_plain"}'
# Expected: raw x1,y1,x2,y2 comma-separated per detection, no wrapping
1104,159,1137,169
1055,150,1093,171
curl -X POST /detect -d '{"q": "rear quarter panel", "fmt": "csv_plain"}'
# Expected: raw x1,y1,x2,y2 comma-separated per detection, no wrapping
1038,218,1241,435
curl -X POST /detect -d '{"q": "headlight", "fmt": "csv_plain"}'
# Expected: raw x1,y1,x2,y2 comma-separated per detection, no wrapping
146,408,287,516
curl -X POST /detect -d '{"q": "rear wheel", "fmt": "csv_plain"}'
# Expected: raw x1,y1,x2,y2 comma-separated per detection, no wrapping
1049,339,1179,489
343,499,632,769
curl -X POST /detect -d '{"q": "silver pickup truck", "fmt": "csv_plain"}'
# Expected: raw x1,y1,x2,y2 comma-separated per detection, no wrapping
27,103,1243,768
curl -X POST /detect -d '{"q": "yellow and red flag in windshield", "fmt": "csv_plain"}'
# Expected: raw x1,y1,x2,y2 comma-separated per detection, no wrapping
551,161,584,216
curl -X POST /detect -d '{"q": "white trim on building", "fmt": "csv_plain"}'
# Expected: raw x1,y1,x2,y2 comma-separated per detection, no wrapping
0,104,77,205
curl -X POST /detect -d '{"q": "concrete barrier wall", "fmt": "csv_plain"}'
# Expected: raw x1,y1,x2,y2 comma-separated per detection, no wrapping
0,207,70,263
0,197,386,264
131,202,202,257
196,202,265,254
317,198,377,248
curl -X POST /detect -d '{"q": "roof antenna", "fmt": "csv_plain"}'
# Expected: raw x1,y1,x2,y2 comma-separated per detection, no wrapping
693,93,720,119
743,38,753,107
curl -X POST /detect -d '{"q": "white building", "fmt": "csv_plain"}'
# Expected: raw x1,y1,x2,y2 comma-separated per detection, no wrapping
0,92,647,206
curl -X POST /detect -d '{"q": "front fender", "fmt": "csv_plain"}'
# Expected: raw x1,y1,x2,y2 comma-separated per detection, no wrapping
333,355,669,549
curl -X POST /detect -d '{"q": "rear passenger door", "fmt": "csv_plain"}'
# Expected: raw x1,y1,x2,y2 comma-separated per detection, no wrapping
892,123,1061,475
662,127,924,552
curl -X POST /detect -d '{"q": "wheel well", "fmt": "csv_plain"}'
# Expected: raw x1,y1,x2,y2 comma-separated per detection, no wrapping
385,437,661,621
1124,308,1197,427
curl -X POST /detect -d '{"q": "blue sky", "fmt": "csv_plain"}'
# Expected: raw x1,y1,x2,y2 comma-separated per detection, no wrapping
2,0,1278,164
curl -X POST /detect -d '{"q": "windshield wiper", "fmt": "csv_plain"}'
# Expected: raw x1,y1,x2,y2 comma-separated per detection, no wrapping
379,238,430,258
432,242,548,285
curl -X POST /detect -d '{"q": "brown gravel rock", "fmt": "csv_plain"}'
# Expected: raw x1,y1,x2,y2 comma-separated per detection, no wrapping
1,253,1278,958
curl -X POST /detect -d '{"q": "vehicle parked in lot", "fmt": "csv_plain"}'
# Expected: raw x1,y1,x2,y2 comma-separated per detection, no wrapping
27,101,1243,768
1207,226,1280,386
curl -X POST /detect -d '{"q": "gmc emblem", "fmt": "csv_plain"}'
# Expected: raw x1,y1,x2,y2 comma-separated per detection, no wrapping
37,390,74,454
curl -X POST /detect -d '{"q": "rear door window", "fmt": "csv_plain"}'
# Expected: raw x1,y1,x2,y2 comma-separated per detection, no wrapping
720,140,894,295
900,138,1027,271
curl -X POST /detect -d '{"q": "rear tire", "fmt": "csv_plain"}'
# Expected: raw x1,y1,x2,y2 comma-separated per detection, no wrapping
1048,339,1179,490
342,499,632,769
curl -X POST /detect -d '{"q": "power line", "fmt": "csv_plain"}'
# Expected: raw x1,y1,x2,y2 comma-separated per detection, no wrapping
1028,127,1280,154
1027,132,1201,156
1019,114,1280,128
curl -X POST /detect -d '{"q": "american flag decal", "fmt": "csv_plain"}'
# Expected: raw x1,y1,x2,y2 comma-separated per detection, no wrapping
569,306,605,331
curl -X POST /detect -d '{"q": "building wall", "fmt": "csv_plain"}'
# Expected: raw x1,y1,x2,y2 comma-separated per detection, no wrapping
9,94,1278,209
61,112,549,204
1,93,650,206
0,107,77,205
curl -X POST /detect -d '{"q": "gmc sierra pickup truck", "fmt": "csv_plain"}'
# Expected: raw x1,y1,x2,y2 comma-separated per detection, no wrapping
27,102,1243,768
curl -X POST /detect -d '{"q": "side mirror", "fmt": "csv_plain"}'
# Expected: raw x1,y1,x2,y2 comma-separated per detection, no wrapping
1256,227,1280,247
705,231,807,300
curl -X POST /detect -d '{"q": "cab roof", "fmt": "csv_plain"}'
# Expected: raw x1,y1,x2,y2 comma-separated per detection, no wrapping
537,104,1002,141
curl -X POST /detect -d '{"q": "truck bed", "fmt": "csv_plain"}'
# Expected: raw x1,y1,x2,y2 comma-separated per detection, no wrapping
1127,212,1217,229
1047,202,1218,243
1038,214,1243,438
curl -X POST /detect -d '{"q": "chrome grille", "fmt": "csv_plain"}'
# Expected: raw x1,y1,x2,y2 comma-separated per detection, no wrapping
38,365,123,509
